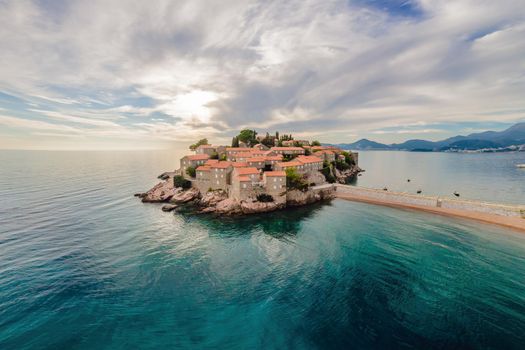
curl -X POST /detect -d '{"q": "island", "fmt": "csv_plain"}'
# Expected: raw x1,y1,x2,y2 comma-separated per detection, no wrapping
136,130,361,215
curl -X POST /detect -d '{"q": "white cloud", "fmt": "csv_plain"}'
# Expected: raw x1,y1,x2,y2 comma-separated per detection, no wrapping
0,0,524,148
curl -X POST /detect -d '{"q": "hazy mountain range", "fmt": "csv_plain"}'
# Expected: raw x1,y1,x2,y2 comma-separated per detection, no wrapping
333,122,525,152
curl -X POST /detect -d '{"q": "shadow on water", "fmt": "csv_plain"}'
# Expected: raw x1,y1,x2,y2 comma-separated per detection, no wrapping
187,201,333,239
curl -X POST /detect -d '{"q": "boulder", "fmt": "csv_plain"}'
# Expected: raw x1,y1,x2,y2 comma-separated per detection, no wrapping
199,190,228,207
170,187,200,204
214,198,242,215
141,181,178,203
161,204,178,212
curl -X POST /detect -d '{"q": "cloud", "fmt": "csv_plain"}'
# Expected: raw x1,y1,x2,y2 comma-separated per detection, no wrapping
0,0,524,149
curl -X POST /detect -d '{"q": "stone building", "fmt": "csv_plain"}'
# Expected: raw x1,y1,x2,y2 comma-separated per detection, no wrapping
180,154,210,178
270,146,306,156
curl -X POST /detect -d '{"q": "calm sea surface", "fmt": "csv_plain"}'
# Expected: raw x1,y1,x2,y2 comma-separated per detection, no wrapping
1,150,525,349
353,150,525,205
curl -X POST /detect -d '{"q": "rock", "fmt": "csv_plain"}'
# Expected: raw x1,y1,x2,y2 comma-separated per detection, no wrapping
240,200,284,214
286,187,335,206
170,188,200,204
157,172,170,180
334,165,362,184
161,204,178,212
199,190,228,207
141,181,178,203
214,198,242,215
134,192,146,198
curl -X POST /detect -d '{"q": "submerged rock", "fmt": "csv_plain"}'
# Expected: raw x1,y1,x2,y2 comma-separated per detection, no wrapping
161,204,178,212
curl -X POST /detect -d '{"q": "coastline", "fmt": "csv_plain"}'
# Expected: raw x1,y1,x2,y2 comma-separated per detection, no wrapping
335,187,525,233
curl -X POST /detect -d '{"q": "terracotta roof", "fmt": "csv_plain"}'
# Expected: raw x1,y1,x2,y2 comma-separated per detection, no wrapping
237,176,251,182
209,161,232,169
226,147,252,152
297,155,323,164
204,159,219,165
185,154,210,161
231,162,249,168
247,157,266,162
235,167,260,175
265,156,283,161
276,161,302,167
196,165,211,171
264,171,286,177
271,147,305,151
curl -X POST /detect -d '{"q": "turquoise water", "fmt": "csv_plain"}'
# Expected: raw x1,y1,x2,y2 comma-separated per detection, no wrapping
353,150,525,205
1,150,525,349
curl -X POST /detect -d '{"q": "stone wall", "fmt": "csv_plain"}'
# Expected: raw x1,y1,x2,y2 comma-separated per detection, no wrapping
335,185,525,218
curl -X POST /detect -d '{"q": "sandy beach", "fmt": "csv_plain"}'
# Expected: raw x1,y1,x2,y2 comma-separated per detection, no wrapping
336,192,525,233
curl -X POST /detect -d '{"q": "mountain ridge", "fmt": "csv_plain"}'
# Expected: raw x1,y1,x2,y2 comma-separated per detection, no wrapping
331,122,525,151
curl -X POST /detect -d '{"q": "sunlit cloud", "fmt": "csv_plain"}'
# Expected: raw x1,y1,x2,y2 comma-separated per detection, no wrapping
0,0,524,149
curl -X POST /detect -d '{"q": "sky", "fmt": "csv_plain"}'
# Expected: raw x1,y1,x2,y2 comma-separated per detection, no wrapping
0,0,524,150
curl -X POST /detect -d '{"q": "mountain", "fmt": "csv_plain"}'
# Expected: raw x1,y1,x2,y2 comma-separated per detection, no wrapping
333,122,525,151
334,139,391,150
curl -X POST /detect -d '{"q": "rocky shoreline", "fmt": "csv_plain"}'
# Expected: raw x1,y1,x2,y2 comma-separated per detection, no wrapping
135,172,354,216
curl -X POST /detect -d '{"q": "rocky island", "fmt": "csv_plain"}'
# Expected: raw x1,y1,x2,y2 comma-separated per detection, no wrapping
136,130,361,215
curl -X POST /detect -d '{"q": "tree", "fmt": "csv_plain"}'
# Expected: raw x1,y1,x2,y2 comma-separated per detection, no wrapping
173,175,192,189
238,129,257,146
341,151,355,166
231,136,239,147
311,140,321,146
304,148,312,156
185,166,196,178
220,154,227,161
285,168,308,191
189,138,208,151
210,152,219,160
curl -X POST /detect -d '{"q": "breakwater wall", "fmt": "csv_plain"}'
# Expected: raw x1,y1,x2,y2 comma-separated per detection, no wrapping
335,185,525,219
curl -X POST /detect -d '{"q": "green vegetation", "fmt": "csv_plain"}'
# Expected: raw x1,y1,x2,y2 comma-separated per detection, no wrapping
256,193,274,202
173,175,192,189
210,152,219,160
189,138,208,151
311,140,321,146
341,151,355,166
321,165,336,183
219,154,227,161
237,129,258,146
231,136,240,147
285,168,308,191
335,159,351,171
260,132,275,147
304,148,311,156
185,166,196,178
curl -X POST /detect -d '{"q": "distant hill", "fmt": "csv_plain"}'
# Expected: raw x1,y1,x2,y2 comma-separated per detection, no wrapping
332,122,525,151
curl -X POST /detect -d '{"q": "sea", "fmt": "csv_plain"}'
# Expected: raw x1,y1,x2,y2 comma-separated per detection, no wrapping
1,150,524,349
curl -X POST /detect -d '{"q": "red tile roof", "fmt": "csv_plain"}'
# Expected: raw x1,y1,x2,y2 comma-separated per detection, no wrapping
276,161,302,167
231,162,249,168
265,156,283,161
233,152,253,158
185,154,210,161
238,176,251,182
297,155,323,164
247,157,266,162
204,159,219,165
264,171,286,177
235,167,260,175
196,165,211,171
226,147,252,152
271,147,305,151
209,161,232,169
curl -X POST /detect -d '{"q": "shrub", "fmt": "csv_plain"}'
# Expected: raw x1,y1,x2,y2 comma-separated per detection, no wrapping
321,166,336,183
282,154,297,161
335,160,350,171
341,151,355,166
210,152,219,159
189,138,208,151
311,140,321,146
256,193,274,202
285,168,308,191
219,154,227,161
185,166,196,178
173,175,192,189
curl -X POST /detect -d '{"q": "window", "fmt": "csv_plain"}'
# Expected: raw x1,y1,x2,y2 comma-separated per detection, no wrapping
273,185,277,190
216,181,219,185
273,178,277,182
243,184,246,189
